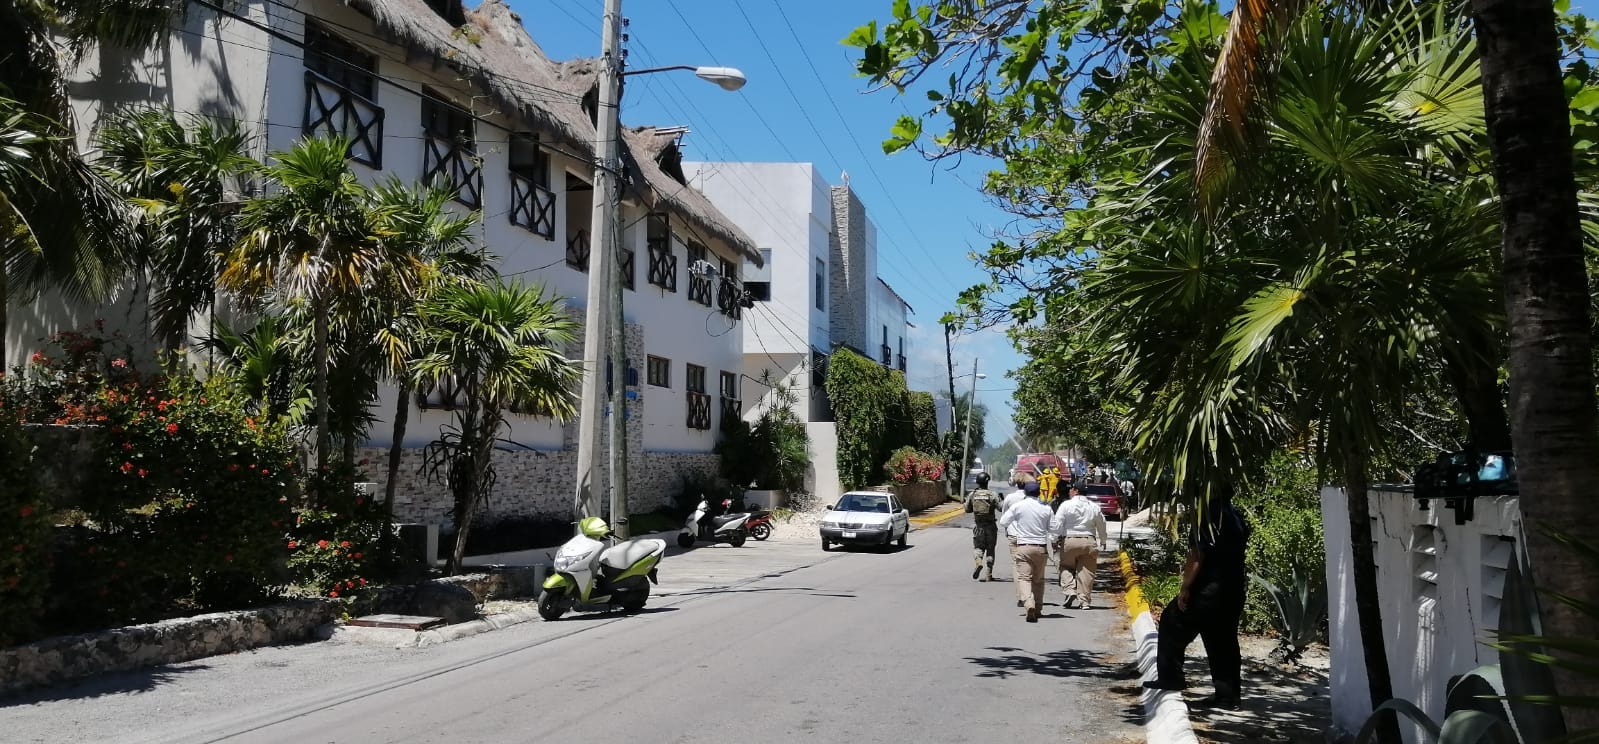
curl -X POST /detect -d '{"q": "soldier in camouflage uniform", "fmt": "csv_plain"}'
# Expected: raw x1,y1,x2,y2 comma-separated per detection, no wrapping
964,472,1001,581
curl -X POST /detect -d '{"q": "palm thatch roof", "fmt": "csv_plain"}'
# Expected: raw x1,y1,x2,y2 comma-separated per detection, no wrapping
342,0,761,266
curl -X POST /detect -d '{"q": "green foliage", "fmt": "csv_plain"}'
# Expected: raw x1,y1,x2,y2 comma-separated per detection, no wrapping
884,446,946,484
716,375,811,493
0,417,49,646
286,464,387,599
908,391,940,453
1236,452,1327,634
824,347,909,489
1251,570,1328,664
1140,572,1182,610
943,390,988,470
2,328,298,634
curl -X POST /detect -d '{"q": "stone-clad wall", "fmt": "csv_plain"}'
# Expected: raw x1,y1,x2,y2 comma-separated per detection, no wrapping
358,446,719,524
829,185,869,351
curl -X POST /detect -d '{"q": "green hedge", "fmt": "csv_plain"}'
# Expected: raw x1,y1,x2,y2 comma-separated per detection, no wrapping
825,348,922,489
0,418,49,646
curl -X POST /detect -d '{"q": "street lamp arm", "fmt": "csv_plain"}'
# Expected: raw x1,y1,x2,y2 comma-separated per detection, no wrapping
621,65,699,76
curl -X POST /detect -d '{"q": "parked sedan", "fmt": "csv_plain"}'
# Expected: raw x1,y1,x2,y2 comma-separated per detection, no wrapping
819,491,910,550
1080,483,1125,520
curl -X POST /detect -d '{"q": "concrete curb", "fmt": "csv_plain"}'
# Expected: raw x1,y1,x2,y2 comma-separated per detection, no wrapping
413,606,543,648
910,503,966,529
1119,551,1199,744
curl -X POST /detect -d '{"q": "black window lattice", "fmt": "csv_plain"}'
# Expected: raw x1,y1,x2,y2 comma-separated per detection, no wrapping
687,392,712,430
620,249,635,291
567,229,591,271
303,71,385,168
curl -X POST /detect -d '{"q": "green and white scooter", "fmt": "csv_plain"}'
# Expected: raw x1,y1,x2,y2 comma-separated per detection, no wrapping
539,517,665,621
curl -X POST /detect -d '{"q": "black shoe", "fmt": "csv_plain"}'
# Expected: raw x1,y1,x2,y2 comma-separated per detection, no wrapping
1190,695,1240,710
1142,680,1187,692
1017,600,1025,608
973,566,981,580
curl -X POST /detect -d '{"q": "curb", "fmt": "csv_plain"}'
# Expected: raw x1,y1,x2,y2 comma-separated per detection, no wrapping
413,606,543,648
1119,551,1199,744
910,503,966,529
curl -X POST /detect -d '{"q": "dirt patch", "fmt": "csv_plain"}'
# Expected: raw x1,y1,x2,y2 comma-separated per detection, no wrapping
1185,637,1331,744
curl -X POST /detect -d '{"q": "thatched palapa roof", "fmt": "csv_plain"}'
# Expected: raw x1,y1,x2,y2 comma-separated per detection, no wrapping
342,0,761,266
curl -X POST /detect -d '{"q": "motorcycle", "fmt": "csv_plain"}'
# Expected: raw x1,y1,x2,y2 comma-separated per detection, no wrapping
677,497,751,548
539,516,666,621
745,508,774,541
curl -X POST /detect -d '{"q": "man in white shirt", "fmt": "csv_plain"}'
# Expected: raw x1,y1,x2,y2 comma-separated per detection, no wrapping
997,481,1054,622
1050,484,1109,609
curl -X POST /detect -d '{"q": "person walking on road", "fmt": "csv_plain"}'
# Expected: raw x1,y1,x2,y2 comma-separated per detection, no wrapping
964,473,1002,581
997,481,1053,622
1000,475,1030,558
1049,485,1108,609
1144,485,1253,709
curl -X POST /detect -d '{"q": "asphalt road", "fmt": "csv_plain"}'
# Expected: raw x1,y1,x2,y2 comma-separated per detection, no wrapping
4,517,1142,744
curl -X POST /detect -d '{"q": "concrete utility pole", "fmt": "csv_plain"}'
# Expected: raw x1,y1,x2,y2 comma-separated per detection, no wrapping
960,357,979,482
572,0,624,527
944,323,958,496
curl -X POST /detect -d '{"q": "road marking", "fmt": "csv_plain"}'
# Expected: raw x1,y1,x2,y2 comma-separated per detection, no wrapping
1119,549,1199,744
910,503,965,528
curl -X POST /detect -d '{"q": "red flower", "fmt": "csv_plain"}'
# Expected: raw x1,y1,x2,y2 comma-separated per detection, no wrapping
137,469,148,478
110,358,127,368
166,423,178,434
120,461,134,473
339,541,351,548
287,540,298,549
329,590,339,598
317,540,329,549
352,552,363,560
261,469,270,475
122,442,134,450
358,578,368,586
18,505,33,518
228,464,239,472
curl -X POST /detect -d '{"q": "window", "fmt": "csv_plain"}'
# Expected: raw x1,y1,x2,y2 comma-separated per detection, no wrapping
647,356,671,388
302,25,384,167
897,336,906,372
567,229,590,271
880,325,892,366
686,363,711,430
744,281,771,302
646,214,677,292
508,134,554,238
687,243,712,305
421,93,480,207
814,258,826,311
719,371,741,425
743,248,771,302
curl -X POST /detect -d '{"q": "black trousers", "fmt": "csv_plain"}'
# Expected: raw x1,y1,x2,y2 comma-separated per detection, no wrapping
1154,581,1245,699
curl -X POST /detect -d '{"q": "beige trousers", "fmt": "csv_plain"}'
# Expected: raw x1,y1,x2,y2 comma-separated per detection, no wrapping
1012,544,1047,611
1056,537,1099,606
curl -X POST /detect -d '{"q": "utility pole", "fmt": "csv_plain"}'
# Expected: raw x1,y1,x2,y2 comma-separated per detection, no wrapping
960,357,978,484
944,323,958,496
607,161,629,538
572,0,624,527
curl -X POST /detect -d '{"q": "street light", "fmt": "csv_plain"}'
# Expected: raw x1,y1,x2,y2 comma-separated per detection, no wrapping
959,362,987,494
572,0,747,538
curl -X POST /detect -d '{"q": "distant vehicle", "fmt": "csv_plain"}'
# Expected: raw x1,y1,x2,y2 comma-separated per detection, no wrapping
963,468,986,493
820,491,910,551
1080,483,1125,521
1010,453,1067,485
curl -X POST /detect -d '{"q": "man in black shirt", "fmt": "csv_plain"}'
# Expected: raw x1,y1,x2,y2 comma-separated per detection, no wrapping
1143,485,1252,709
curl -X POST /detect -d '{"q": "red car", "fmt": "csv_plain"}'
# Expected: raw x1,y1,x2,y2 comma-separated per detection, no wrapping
1080,483,1124,520
1010,453,1067,484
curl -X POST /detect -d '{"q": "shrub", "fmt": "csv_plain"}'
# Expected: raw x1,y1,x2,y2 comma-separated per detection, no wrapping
1235,452,1326,634
287,463,386,599
0,418,49,646
825,348,909,489
884,446,946,484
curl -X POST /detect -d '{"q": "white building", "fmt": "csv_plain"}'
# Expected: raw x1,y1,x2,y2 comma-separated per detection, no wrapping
683,162,915,505
11,0,764,524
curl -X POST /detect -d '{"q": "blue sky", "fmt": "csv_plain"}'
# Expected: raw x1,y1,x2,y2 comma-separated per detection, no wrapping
514,0,1026,446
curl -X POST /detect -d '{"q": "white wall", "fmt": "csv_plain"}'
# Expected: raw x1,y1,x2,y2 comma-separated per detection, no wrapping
1322,487,1527,742
868,279,910,369
806,422,842,507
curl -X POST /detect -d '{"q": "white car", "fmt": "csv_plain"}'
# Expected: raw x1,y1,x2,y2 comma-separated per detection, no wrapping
819,491,911,551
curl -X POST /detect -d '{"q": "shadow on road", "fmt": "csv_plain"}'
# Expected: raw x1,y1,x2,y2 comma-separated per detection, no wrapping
664,586,856,599
829,544,915,554
557,606,682,622
1186,656,1329,744
965,646,1127,681
1,662,209,706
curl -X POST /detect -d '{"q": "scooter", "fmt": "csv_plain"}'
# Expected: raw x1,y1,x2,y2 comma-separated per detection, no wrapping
745,508,774,541
539,516,666,621
677,497,751,548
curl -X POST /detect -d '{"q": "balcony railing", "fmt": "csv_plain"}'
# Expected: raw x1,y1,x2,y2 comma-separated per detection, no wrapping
509,171,555,238
687,392,712,430
720,396,741,426
716,280,742,320
415,375,465,410
303,70,384,168
880,345,893,366
620,249,635,291
567,229,590,271
647,238,677,292
688,270,713,306
423,133,481,208
897,353,907,373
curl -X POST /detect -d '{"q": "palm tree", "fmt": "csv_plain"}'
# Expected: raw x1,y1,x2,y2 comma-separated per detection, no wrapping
96,109,256,351
222,136,396,472
199,313,308,422
1196,0,1599,727
413,280,581,574
1,1,183,363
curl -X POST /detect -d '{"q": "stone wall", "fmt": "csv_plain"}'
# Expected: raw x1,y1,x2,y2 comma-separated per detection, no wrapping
891,481,948,511
358,446,719,525
0,599,337,697
829,185,869,351
22,424,102,509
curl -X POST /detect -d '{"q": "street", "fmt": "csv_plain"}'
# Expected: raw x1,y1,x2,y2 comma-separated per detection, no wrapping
4,515,1142,744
